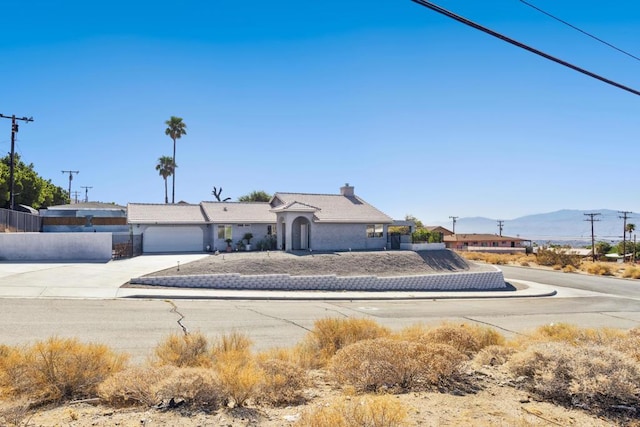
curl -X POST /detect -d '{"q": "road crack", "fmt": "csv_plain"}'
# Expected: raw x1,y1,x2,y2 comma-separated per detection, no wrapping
164,300,189,335
238,306,312,332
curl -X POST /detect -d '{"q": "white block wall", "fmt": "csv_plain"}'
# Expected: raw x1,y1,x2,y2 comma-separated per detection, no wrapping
131,269,506,291
0,232,112,261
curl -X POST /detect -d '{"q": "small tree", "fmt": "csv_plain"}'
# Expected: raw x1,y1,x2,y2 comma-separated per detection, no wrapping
238,190,272,202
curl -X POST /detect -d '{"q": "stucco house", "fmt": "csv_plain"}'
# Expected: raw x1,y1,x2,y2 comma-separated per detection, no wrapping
128,184,394,253
443,233,530,253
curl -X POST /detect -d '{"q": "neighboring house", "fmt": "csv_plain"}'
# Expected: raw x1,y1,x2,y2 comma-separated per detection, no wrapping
127,184,394,253
444,233,530,253
424,225,454,242
40,202,128,233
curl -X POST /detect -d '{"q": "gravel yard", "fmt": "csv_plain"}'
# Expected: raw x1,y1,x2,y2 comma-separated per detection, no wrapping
145,250,493,278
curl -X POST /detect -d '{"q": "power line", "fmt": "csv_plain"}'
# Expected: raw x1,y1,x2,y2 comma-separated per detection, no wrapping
0,114,34,210
519,0,640,63
410,0,640,97
584,213,601,260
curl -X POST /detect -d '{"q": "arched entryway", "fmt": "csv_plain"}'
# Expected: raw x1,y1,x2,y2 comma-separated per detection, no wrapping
291,216,311,250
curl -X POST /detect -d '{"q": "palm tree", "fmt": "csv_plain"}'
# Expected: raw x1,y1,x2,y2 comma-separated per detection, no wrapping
155,156,176,204
164,116,187,203
626,223,636,262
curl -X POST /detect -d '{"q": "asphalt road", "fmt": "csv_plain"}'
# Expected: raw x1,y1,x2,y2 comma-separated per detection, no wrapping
1,267,639,363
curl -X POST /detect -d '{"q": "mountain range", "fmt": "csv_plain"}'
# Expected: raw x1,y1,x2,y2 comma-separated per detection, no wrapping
434,209,634,244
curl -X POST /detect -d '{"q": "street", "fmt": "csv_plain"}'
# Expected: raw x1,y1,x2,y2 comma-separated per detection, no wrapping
1,266,639,363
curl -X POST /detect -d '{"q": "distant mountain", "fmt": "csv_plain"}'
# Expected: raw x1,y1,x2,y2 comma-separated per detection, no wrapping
434,209,631,244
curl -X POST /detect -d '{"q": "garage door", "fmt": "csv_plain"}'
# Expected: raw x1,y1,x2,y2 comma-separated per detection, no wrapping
143,226,204,253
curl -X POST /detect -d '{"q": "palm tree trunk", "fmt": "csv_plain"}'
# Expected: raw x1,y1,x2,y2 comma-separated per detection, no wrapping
171,138,176,204
164,177,168,204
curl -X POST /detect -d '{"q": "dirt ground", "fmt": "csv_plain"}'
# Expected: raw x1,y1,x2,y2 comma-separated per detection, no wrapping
16,366,618,426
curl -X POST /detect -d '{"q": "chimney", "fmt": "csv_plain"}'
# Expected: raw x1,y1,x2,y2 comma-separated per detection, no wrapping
340,183,354,196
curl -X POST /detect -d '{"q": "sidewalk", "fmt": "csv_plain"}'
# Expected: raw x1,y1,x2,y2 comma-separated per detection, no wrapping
0,254,556,300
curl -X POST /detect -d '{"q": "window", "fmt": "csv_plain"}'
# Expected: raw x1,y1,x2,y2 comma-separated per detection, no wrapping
217,225,232,240
267,225,275,235
366,224,383,238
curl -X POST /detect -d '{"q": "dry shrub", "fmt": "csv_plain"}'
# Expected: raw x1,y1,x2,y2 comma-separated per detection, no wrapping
562,265,576,273
330,338,466,392
484,255,504,265
507,342,640,412
296,394,407,427
536,248,581,268
214,350,263,407
298,317,390,368
98,365,173,407
612,328,640,362
0,337,126,404
519,260,530,267
256,358,308,406
472,345,517,367
581,262,613,276
0,399,32,427
155,367,222,409
622,266,640,279
211,331,252,357
517,323,624,348
154,332,211,368
419,323,481,357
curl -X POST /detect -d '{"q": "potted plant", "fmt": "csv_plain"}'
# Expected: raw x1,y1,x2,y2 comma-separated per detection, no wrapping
243,232,254,251
225,238,233,253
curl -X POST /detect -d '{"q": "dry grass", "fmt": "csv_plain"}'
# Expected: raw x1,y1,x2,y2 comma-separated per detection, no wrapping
515,323,625,348
214,350,262,407
297,317,390,368
562,265,576,273
622,266,640,279
581,262,613,276
211,331,252,357
472,345,517,367
155,367,222,409
0,337,127,404
153,332,212,368
296,394,408,427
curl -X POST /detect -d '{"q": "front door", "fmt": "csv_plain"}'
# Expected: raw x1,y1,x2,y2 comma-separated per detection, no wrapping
300,223,308,249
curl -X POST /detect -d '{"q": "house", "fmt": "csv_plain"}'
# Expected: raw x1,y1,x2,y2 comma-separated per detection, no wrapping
128,184,394,253
443,233,530,254
40,202,128,233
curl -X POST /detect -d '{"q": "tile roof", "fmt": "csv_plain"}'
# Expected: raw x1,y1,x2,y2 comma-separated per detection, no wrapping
272,192,392,223
127,203,206,224
201,202,274,223
443,233,526,242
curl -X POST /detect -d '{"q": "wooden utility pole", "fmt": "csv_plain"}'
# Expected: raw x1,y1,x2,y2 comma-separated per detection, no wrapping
0,114,34,210
61,170,80,203
81,186,92,203
497,220,504,236
584,213,601,261
619,211,632,261
448,216,458,234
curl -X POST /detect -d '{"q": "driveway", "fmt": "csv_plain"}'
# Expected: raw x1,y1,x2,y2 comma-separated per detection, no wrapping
0,254,209,298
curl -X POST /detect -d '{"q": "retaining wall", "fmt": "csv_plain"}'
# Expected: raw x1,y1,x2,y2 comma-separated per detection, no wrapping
0,232,112,261
131,268,506,291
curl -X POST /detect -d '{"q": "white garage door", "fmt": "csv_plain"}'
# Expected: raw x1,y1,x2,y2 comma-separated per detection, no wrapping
143,226,203,253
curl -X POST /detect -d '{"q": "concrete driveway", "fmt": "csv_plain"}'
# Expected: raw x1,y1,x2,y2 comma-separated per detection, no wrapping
0,254,209,298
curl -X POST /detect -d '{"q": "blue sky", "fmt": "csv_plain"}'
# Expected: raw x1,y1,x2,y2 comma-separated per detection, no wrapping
2,0,639,223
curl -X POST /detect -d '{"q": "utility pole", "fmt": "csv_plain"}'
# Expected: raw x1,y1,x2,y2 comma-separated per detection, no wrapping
449,216,458,234
497,220,504,236
0,114,34,210
71,191,81,204
584,213,601,261
80,186,92,203
61,170,79,204
619,211,632,262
